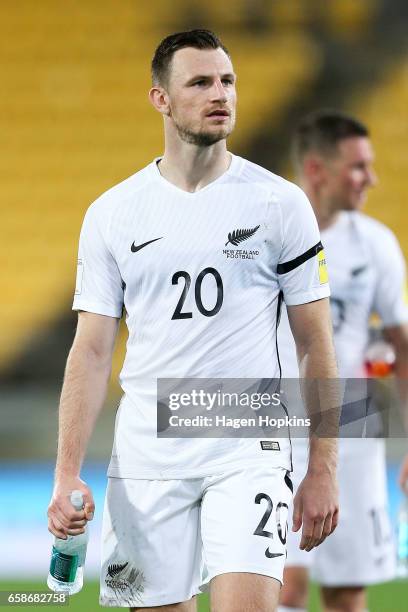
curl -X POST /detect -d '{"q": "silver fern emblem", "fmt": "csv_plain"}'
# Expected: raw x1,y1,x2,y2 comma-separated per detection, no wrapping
225,225,260,247
107,562,128,577
105,561,145,600
127,568,145,588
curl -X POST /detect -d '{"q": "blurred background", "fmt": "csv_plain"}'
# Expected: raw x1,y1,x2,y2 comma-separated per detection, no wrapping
1,1,407,610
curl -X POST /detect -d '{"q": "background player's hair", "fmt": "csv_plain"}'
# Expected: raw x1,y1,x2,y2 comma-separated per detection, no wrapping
151,29,230,87
292,110,369,171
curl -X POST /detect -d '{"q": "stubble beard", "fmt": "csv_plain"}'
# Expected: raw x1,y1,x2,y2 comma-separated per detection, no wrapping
174,116,235,147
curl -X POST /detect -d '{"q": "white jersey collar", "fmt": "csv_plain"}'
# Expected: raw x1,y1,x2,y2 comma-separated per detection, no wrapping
150,152,243,196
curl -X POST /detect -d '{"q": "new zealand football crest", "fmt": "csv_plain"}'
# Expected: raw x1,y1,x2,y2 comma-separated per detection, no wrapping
105,561,145,600
223,225,260,260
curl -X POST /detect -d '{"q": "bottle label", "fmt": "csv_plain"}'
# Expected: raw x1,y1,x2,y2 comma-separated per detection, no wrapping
50,546,79,582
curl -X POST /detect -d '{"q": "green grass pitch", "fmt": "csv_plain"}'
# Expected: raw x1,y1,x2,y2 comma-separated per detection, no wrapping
1,580,407,611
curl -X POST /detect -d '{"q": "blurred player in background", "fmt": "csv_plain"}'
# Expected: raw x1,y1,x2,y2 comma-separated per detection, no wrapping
47,31,340,611
278,111,408,612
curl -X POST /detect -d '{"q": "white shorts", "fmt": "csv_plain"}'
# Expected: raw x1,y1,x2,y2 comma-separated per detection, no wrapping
286,438,396,586
99,466,293,607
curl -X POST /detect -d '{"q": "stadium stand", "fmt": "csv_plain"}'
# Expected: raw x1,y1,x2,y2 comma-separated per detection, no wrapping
1,1,317,380
2,0,405,385
1,1,170,369
353,57,408,261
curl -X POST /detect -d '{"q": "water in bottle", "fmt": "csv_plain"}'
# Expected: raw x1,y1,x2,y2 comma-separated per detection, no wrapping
47,490,89,594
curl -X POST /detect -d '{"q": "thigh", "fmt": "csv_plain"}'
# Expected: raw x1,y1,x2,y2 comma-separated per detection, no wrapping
201,466,293,596
320,585,366,611
312,440,396,586
100,477,203,608
130,600,197,612
280,566,309,609
210,572,280,612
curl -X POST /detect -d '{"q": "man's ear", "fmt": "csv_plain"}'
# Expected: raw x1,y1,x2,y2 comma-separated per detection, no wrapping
303,153,327,188
148,86,171,116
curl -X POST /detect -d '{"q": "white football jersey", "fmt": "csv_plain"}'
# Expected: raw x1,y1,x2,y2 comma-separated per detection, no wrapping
278,210,408,379
73,154,329,478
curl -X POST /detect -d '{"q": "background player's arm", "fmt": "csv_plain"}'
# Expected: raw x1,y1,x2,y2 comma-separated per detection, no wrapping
383,323,408,490
383,323,408,428
371,228,408,491
47,311,120,539
287,297,340,551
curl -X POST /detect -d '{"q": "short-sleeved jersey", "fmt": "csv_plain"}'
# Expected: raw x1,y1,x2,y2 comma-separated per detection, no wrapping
73,154,330,478
278,211,408,379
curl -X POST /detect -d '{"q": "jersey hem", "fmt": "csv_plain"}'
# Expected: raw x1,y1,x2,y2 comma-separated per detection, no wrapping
99,587,200,608
382,313,408,328
201,565,284,588
312,568,396,587
283,286,330,306
72,300,122,318
106,455,292,480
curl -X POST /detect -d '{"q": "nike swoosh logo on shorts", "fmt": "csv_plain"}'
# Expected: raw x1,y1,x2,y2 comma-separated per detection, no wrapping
265,550,284,559
131,237,163,253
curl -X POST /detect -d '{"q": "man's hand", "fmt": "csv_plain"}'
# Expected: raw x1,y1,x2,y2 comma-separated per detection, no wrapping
48,476,95,540
399,454,408,494
292,467,339,552
47,313,118,541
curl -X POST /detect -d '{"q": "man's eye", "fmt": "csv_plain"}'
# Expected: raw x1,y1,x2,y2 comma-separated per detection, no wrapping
222,79,233,85
193,80,206,86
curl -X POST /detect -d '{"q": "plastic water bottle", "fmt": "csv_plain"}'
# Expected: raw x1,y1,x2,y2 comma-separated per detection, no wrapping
47,490,89,594
397,492,408,578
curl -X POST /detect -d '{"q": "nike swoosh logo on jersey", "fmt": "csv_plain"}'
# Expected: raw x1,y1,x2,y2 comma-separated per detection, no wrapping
265,549,284,559
351,265,367,277
131,237,163,252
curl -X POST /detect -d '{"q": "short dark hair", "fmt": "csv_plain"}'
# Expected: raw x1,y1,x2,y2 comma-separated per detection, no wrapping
151,29,230,87
292,110,369,169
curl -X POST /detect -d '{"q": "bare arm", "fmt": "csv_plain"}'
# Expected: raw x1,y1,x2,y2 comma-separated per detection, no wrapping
383,323,408,491
48,311,120,538
287,297,340,551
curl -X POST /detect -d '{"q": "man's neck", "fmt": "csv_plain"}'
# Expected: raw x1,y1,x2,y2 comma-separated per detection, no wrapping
301,185,341,231
158,139,231,193
313,205,341,231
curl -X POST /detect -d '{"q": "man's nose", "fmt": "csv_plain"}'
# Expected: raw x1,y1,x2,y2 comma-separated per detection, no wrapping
366,167,378,187
210,79,227,102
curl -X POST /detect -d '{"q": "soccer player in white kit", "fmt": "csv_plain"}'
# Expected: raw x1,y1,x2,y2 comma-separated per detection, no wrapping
277,111,408,612
47,31,340,611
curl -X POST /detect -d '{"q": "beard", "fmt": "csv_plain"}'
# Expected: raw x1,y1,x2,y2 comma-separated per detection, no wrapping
173,116,235,147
